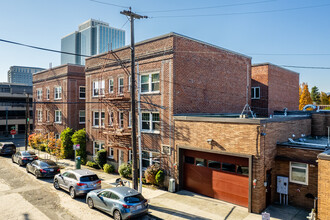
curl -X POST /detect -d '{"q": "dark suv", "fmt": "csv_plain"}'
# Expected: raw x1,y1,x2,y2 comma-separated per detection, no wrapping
0,142,16,155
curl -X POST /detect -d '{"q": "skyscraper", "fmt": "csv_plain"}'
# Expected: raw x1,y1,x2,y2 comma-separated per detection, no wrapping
61,19,125,65
7,66,45,86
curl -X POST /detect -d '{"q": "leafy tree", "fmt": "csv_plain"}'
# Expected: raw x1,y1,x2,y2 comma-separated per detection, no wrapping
118,163,132,179
71,128,87,164
311,86,321,104
60,127,74,159
299,83,312,110
95,149,107,169
48,132,61,161
320,92,329,105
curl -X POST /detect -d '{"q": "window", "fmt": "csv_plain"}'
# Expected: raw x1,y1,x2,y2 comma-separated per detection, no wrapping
208,160,221,169
37,109,42,122
55,133,60,139
37,89,42,100
142,151,160,168
46,110,50,122
185,156,194,164
93,80,105,97
109,79,114,93
109,111,114,126
79,86,86,99
119,112,124,128
110,193,120,200
93,111,104,127
99,191,111,198
222,162,236,173
237,165,249,176
141,72,159,93
251,87,260,99
46,88,50,100
142,112,160,133
128,112,132,128
54,86,62,100
128,76,131,92
79,110,85,124
195,158,206,167
118,77,124,95
290,162,308,185
55,110,62,123
93,141,105,156
108,147,114,159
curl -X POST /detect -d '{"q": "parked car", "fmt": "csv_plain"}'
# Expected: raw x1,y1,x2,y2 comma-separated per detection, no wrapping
86,186,149,220
26,159,60,178
12,151,38,166
0,142,16,155
53,169,101,199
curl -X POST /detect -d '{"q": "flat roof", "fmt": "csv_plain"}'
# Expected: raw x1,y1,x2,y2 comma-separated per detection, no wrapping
278,136,329,151
34,63,85,76
252,62,299,75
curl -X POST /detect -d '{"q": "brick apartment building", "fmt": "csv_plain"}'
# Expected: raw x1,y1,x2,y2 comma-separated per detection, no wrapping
84,32,252,172
33,64,85,137
251,63,299,116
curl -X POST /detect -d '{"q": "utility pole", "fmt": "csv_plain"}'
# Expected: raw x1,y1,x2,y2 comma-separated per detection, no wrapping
25,93,30,151
120,8,148,190
137,63,143,193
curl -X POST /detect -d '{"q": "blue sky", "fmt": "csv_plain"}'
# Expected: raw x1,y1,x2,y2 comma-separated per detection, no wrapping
0,0,329,92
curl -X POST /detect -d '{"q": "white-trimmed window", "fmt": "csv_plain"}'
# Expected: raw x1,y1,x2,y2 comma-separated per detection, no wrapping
93,80,105,97
37,89,42,100
108,147,114,159
55,133,60,139
109,78,114,93
46,110,50,122
55,110,62,123
128,111,132,128
142,151,160,168
93,111,105,127
141,72,159,93
79,86,86,99
118,77,124,95
142,112,160,133
128,76,131,92
46,88,50,100
128,150,132,163
37,109,42,122
251,87,260,99
79,110,85,124
54,86,62,100
290,162,308,185
119,112,124,128
109,111,114,126
93,141,105,156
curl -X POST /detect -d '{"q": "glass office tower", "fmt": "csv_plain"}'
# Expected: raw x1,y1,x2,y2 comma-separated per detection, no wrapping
61,19,125,65
7,66,45,86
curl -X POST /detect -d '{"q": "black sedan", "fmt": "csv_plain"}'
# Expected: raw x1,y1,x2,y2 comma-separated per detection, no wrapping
26,159,60,178
12,151,38,166
0,142,16,155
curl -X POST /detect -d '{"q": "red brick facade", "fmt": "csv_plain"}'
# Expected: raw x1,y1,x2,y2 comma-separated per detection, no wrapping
84,33,251,171
251,63,299,116
33,64,85,135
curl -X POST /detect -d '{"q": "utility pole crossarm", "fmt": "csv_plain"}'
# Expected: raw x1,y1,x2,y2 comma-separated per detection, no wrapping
120,10,148,19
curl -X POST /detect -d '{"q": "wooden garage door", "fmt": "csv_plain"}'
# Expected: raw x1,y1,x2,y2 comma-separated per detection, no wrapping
183,150,249,207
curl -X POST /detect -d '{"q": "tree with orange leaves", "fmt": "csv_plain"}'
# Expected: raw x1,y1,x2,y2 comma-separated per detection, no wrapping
299,83,312,110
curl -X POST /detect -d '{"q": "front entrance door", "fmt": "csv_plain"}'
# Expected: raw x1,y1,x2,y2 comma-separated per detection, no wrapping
266,169,272,206
118,149,124,167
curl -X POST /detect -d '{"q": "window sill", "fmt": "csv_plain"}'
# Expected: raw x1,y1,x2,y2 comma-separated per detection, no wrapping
251,98,260,100
289,180,308,186
79,98,86,100
92,95,105,98
141,91,160,95
54,122,62,124
141,130,160,134
79,122,86,124
54,98,62,101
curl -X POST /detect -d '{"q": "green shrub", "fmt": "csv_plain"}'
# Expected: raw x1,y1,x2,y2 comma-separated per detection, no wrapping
145,164,160,185
60,127,74,159
71,128,87,165
155,170,165,186
95,149,107,169
86,161,99,169
103,163,115,173
118,163,132,179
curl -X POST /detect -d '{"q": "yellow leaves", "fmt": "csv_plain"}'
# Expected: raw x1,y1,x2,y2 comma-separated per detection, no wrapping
299,83,312,110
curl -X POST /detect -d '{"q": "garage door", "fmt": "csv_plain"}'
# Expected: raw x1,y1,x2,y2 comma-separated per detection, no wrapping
183,150,249,207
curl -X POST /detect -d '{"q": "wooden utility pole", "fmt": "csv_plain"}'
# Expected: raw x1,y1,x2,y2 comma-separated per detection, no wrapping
25,93,30,151
120,8,147,190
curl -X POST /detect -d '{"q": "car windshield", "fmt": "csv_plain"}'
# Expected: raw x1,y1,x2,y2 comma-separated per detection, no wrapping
80,175,99,182
39,161,57,167
21,152,34,156
124,194,145,203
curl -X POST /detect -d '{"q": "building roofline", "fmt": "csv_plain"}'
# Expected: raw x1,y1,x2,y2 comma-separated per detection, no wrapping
252,62,299,75
34,63,85,76
86,32,251,61
61,31,78,39
0,82,32,86
9,65,45,70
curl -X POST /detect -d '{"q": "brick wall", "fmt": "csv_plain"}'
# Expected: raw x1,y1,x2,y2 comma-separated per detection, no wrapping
311,112,330,136
251,65,269,116
317,155,330,220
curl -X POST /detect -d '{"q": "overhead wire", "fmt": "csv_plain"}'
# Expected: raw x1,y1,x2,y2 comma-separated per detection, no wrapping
89,0,129,9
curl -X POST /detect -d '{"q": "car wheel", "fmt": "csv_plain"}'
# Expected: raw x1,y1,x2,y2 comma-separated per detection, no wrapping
70,187,76,199
87,197,94,209
11,156,15,163
113,210,122,220
19,160,23,166
53,180,60,190
35,172,40,179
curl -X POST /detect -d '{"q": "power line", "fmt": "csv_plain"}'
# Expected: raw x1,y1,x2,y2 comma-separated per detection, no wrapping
281,65,330,70
138,0,275,13
150,3,330,18
89,0,129,9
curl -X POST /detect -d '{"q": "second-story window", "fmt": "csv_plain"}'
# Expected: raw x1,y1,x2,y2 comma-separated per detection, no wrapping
109,79,114,93
37,89,42,100
141,73,159,93
93,111,105,127
79,86,86,99
119,112,124,128
251,87,260,99
79,110,85,124
46,88,50,100
109,111,114,126
142,112,160,132
37,109,42,122
55,110,62,123
118,77,124,95
54,86,62,100
46,110,50,122
128,111,132,128
93,80,105,97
